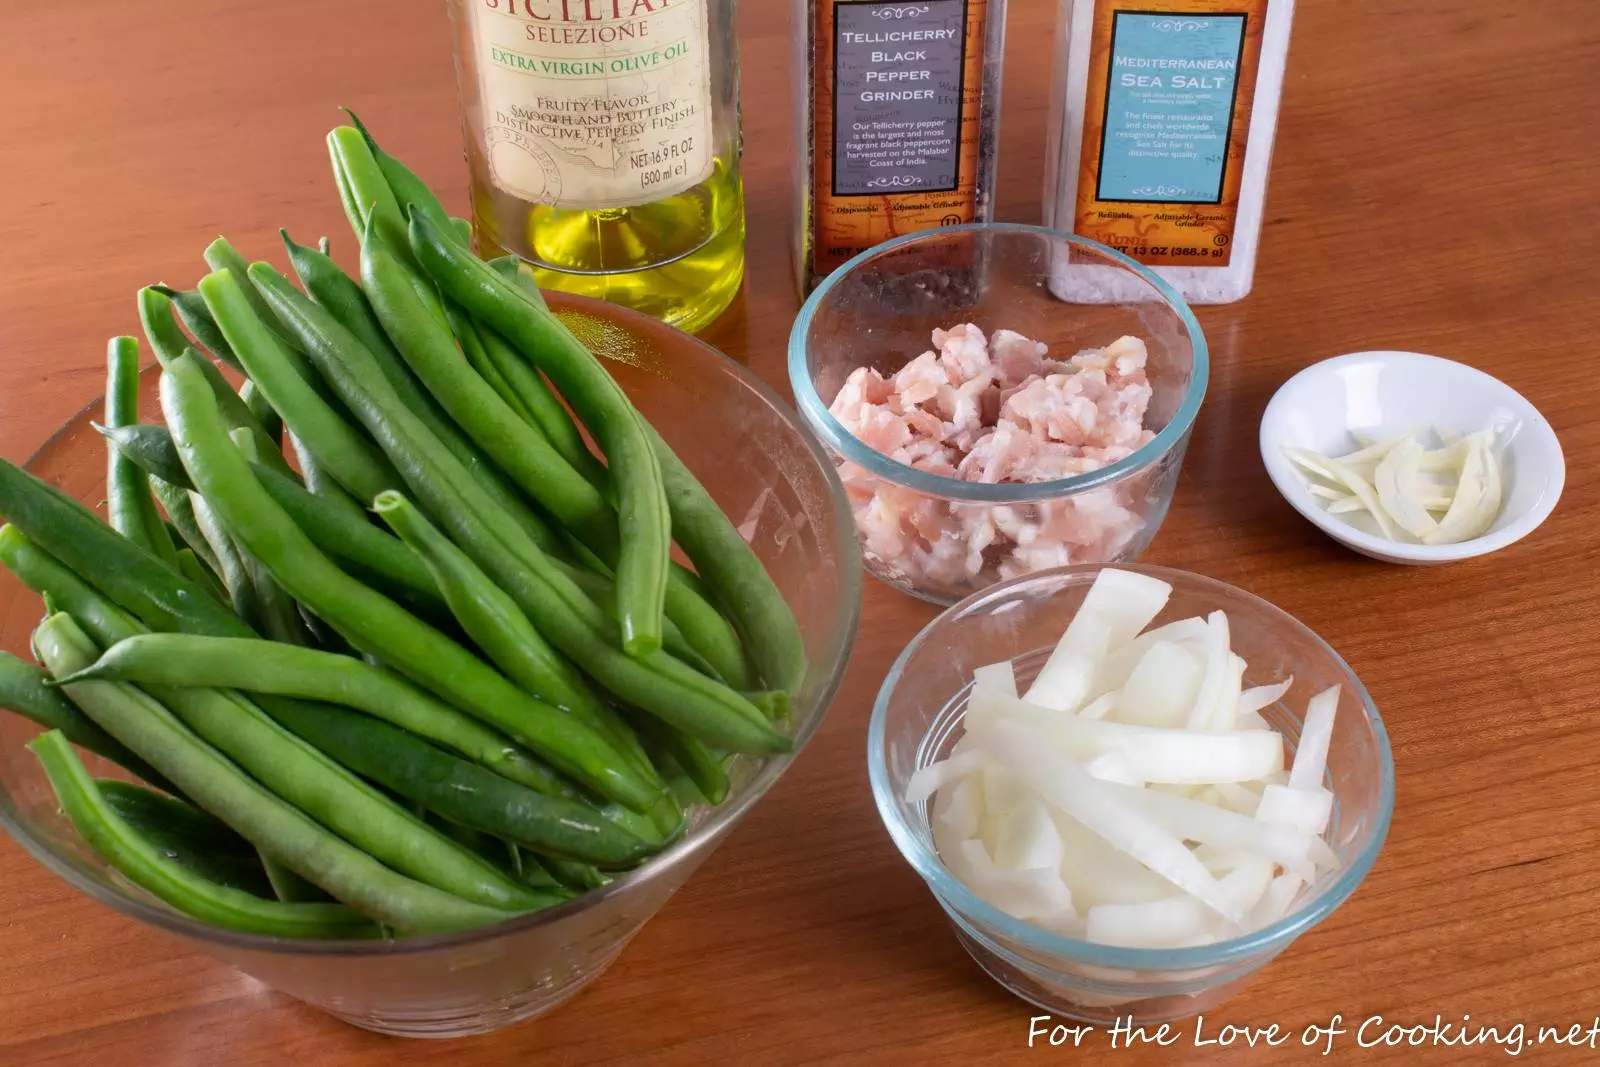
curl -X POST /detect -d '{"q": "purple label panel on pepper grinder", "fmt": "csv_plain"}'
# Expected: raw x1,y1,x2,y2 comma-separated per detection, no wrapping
832,0,969,196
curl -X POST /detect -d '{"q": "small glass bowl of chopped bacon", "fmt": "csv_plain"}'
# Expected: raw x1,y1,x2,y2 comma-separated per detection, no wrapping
789,224,1209,603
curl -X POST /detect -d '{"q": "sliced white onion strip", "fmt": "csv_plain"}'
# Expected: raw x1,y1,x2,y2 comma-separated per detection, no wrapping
1255,783,1334,836
1117,640,1204,728
1098,779,1338,871
1238,676,1295,716
959,838,1075,920
1077,691,1118,721
906,749,986,806
972,660,1016,699
1085,896,1223,949
1288,686,1340,791
979,720,1243,921
1250,873,1308,928
1023,615,1112,713
1184,611,1233,729
967,691,1285,784
1097,616,1209,694
1052,813,1181,908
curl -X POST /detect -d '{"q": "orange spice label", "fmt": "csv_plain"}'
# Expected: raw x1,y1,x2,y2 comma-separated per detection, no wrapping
808,0,989,280
1074,0,1269,267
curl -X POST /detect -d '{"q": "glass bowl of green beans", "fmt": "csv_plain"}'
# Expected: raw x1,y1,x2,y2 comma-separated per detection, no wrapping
0,293,861,1038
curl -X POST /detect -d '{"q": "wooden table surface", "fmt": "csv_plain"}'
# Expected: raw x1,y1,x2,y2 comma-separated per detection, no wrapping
2,1,1598,1063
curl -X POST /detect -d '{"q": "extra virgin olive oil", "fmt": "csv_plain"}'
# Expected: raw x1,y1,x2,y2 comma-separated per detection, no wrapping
448,0,745,335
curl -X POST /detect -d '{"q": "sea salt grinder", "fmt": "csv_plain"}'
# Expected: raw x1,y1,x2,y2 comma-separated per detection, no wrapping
1044,0,1296,303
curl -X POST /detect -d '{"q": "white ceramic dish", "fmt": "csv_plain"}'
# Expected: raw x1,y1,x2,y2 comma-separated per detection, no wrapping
1259,351,1565,565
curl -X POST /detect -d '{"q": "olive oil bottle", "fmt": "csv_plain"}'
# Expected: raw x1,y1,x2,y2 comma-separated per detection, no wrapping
447,0,745,334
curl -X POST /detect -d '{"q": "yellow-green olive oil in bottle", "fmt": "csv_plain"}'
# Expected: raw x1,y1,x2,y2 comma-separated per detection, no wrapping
448,0,745,335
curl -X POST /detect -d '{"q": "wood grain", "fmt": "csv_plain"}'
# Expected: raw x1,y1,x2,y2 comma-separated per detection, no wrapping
2,0,1599,1063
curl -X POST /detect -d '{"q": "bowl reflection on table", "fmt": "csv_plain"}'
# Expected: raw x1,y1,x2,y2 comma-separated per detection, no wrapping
0,292,861,1039
869,565,1393,1023
789,225,1209,605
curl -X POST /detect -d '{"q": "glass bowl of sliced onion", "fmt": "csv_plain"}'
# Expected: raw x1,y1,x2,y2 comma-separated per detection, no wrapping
868,565,1394,1024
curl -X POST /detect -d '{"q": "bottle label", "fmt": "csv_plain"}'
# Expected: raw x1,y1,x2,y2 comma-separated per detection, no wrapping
809,0,988,278
467,0,715,210
1073,1,1269,267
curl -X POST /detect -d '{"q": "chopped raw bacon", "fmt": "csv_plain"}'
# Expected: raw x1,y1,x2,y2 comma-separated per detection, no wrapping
828,325,1155,592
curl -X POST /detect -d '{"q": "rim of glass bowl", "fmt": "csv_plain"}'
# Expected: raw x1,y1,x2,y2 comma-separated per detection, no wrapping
787,223,1210,504
867,563,1396,971
0,317,864,959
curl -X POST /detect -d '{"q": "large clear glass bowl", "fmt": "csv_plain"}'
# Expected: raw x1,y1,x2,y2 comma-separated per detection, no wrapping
789,224,1208,605
869,564,1393,1023
0,293,861,1039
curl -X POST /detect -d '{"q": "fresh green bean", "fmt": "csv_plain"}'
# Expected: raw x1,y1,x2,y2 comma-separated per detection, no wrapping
250,461,444,612
373,490,651,767
260,699,657,868
541,857,609,891
148,478,215,573
137,287,291,476
94,422,192,491
485,256,549,310
744,689,792,722
329,143,363,240
202,237,289,341
200,271,399,503
628,710,730,806
327,126,414,270
189,492,266,631
226,431,315,646
0,457,253,637
174,548,228,605
1,538,326,904
32,732,377,937
283,432,359,517
509,845,561,890
69,633,576,799
277,235,566,554
0,525,145,650
341,109,458,243
415,233,747,684
298,606,358,657
450,218,474,246
423,237,798,689
549,559,719,678
35,614,513,934
22,535,531,910
156,284,246,374
361,227,619,558
409,210,671,657
250,262,601,598
648,424,809,694
0,644,172,790
238,379,284,445
160,353,664,811
475,320,610,486
425,814,569,893
97,778,275,897
239,266,781,752
103,338,178,564
449,306,536,425
479,259,689,594
479,257,612,487
153,678,544,912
